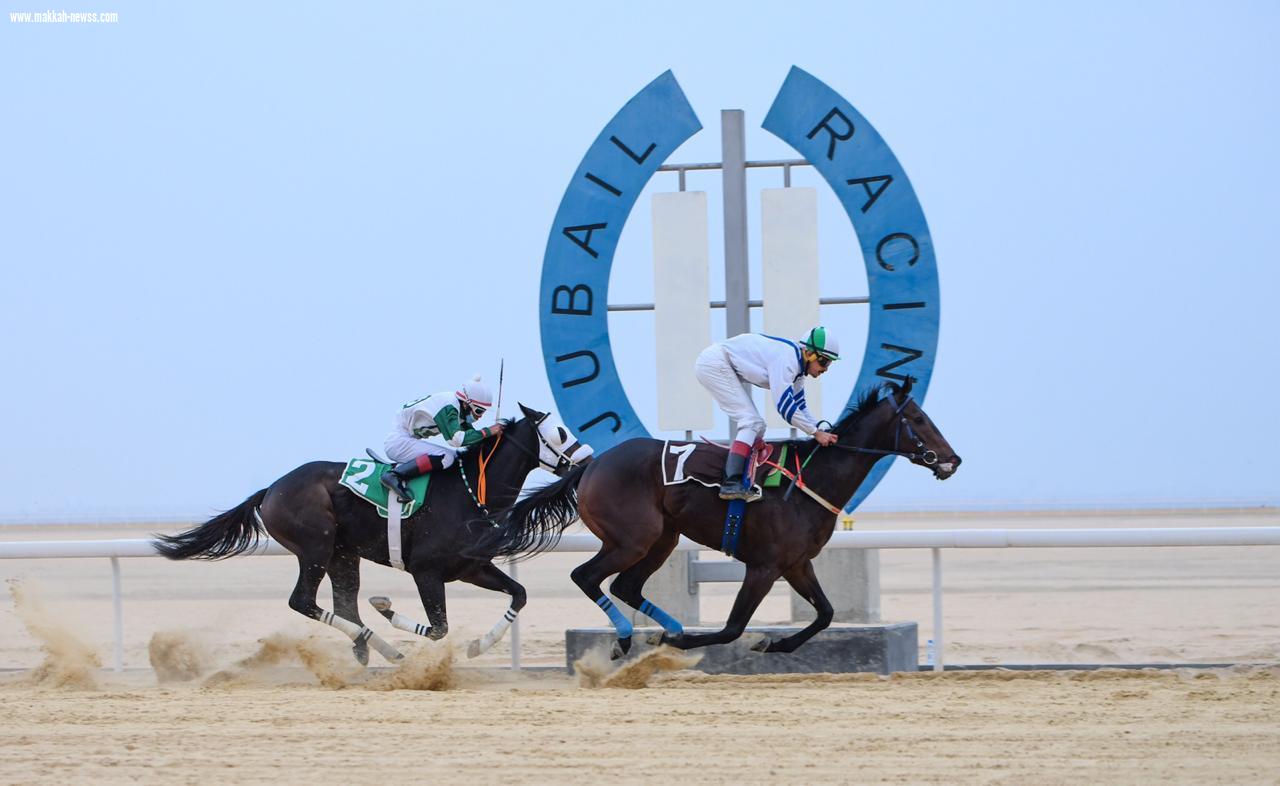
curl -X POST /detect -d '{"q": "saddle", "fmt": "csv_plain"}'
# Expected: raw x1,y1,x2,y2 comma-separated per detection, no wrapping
659,440,792,491
339,458,431,519
661,440,797,559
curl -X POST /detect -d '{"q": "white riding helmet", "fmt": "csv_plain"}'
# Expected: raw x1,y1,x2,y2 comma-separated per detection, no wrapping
800,326,840,360
456,375,493,416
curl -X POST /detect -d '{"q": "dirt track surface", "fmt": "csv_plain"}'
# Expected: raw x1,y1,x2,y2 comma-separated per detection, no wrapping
2,510,1278,783
2,663,1278,785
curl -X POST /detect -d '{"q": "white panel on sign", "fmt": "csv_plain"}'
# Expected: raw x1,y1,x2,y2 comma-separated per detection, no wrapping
762,187,821,429
653,191,713,431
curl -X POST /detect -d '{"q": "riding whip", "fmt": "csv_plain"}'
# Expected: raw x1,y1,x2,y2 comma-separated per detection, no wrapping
494,358,504,421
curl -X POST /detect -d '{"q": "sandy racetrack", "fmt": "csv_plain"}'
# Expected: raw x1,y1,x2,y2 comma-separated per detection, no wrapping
2,510,1278,783
1,660,1277,784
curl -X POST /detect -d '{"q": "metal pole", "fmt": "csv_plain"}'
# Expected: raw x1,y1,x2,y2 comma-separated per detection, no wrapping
931,548,943,672
721,109,750,438
508,560,521,671
721,109,749,337
110,556,123,672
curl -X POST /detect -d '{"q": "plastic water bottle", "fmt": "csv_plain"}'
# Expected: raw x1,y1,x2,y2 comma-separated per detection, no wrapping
925,638,935,666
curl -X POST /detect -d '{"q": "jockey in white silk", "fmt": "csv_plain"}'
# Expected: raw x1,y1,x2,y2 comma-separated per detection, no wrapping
380,375,501,503
694,326,841,501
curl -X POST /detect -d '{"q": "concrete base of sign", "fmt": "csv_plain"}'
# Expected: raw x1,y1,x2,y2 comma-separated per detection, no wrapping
564,622,917,676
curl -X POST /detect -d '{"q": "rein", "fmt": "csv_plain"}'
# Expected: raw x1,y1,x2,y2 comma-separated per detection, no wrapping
476,432,503,506
754,395,936,515
830,395,938,466
460,417,588,515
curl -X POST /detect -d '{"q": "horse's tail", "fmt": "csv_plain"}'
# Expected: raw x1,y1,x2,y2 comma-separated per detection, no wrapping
152,488,269,560
474,462,589,561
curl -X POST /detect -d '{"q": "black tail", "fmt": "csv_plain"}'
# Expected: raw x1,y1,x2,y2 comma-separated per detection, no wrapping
153,489,269,560
473,462,589,561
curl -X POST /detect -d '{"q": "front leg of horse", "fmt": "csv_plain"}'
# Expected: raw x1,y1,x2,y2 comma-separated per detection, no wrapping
368,596,444,640
660,564,779,651
750,560,834,654
459,562,527,658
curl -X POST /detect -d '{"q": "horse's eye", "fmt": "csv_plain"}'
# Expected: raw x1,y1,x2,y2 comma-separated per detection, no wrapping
558,427,568,442
914,416,925,425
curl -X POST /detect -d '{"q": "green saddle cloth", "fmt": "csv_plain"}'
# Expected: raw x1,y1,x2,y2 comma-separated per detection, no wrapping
338,458,431,518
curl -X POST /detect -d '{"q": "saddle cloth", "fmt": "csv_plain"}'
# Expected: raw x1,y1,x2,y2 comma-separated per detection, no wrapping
338,458,431,519
660,441,792,489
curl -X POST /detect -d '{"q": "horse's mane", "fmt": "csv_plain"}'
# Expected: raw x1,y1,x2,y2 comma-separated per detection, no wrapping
832,382,895,435
457,417,519,471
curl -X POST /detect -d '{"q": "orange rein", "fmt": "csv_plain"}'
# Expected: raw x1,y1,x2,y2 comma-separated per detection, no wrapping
476,430,503,506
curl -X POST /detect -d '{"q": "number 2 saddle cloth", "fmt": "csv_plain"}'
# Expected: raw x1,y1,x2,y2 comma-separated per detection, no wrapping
660,440,792,490
338,459,431,519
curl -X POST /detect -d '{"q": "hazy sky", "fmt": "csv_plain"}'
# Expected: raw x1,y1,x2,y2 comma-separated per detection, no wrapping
3,2,1277,520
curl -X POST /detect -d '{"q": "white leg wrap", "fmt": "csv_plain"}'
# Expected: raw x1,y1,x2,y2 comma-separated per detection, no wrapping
470,607,518,657
319,610,404,662
384,611,433,638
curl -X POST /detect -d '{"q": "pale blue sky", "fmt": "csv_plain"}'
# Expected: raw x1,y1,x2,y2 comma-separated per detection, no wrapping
2,2,1277,519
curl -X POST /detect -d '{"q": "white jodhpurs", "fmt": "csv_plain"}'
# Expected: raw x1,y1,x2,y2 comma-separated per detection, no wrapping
694,345,766,445
383,432,457,467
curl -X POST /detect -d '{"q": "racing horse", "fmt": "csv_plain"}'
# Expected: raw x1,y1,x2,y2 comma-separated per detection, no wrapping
478,379,959,657
154,404,591,665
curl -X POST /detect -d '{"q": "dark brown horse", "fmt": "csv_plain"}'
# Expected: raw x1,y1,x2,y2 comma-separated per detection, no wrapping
479,380,959,657
154,404,591,664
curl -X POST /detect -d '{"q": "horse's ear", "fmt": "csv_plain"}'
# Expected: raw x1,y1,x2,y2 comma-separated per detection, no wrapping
518,402,545,421
901,376,914,397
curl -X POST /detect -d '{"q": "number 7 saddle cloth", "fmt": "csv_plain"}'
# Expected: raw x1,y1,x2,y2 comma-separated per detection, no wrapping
659,440,790,489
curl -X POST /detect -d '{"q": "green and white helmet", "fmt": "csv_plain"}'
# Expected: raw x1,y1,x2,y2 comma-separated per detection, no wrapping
800,326,840,360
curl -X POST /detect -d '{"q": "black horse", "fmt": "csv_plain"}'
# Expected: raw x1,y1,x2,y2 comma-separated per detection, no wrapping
154,404,591,664
481,380,959,657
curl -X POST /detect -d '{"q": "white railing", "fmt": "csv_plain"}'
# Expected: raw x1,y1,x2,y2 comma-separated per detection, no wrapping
4,527,1279,672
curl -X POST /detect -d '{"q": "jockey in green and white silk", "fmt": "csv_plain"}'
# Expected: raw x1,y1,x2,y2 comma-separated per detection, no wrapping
694,326,840,501
380,375,501,503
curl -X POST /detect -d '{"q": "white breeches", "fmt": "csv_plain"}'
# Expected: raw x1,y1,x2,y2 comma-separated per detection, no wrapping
694,345,765,445
384,432,457,467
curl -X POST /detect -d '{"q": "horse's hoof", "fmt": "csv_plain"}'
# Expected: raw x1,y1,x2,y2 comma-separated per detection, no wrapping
749,638,772,653
466,639,482,659
352,643,370,666
368,596,392,612
646,631,665,646
610,637,632,660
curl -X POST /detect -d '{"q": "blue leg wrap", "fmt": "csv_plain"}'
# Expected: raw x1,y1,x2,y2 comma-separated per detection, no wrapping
595,595,633,639
638,599,684,634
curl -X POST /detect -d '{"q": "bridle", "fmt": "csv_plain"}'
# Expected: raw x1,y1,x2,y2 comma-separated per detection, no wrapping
496,413,592,476
831,394,939,466
457,414,590,517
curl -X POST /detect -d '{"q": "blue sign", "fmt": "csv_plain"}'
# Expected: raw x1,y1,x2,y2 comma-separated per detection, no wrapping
540,67,938,511
764,66,939,509
538,71,701,444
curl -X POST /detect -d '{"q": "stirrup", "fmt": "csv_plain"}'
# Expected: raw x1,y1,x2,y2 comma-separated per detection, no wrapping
718,482,762,503
380,472,412,504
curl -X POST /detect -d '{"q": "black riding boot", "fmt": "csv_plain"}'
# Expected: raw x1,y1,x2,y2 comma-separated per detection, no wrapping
381,457,437,504
718,451,751,501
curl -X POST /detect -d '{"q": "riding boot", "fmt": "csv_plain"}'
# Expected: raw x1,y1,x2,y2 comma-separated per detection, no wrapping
380,455,441,504
718,449,752,501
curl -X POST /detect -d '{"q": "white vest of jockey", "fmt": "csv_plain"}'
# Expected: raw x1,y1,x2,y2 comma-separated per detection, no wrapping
718,333,821,434
393,391,485,448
